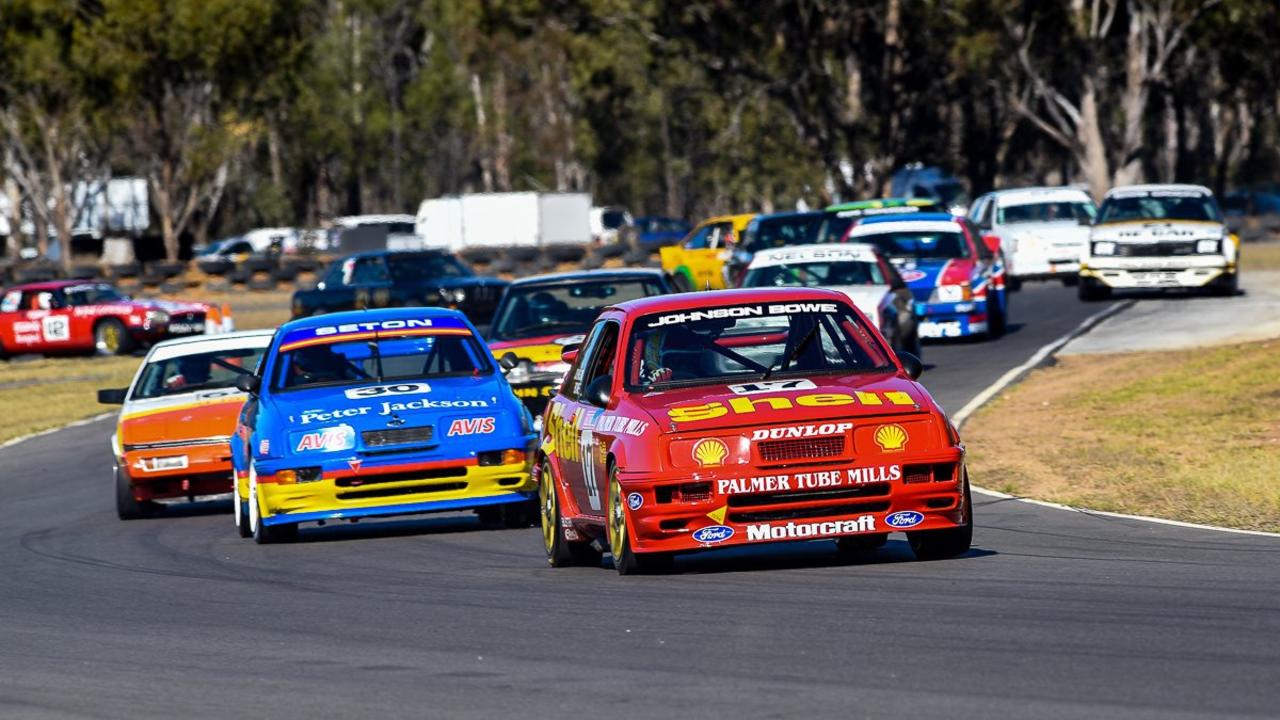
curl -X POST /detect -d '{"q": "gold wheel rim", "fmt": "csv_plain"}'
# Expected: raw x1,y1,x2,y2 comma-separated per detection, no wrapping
608,474,626,560
539,461,556,553
102,324,120,352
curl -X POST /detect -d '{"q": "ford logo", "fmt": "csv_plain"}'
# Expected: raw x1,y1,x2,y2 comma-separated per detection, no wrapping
886,511,924,529
627,492,644,511
691,525,734,544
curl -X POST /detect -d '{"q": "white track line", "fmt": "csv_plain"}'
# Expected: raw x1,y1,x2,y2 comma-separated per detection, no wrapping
951,300,1132,428
958,297,1280,539
0,412,114,451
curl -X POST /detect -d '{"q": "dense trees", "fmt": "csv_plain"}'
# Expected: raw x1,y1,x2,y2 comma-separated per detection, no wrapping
1,0,1277,260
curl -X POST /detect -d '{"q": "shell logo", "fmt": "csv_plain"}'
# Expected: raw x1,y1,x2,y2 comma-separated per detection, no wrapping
873,424,908,452
692,438,729,467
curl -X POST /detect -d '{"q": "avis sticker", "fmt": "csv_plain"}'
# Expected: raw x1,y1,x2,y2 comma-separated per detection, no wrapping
447,417,495,436
294,425,356,452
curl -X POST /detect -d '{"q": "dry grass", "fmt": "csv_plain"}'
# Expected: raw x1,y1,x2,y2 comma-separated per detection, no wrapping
965,339,1280,532
1241,241,1280,271
0,290,292,446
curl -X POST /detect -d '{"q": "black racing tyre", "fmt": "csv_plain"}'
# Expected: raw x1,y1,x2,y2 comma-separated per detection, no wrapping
1006,275,1022,292
271,265,298,282
1208,271,1238,297
249,465,298,544
115,465,147,520
1077,277,1111,302
109,262,141,279
607,466,672,575
94,318,134,356
545,243,586,264
908,481,973,561
502,498,540,528
1061,274,1079,287
597,242,627,259
539,457,601,567
233,475,252,538
508,246,541,263
984,296,1006,340
241,256,275,274
246,276,277,291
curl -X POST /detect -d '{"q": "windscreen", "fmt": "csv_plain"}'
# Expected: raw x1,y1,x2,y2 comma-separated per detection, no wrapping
858,230,970,260
491,279,664,341
1097,191,1223,224
387,254,472,281
64,284,128,306
998,202,1095,224
742,214,823,252
134,347,265,399
742,260,885,288
625,301,893,390
273,318,491,391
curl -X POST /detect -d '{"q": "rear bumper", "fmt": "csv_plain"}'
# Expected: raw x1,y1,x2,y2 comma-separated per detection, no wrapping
617,454,966,554
263,491,534,526
120,444,232,500
917,302,989,338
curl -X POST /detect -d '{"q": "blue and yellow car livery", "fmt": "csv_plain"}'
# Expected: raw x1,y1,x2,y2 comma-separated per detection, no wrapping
230,307,536,543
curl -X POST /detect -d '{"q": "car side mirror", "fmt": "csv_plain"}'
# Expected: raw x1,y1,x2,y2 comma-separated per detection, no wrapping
97,388,127,404
235,374,261,395
561,343,580,364
897,351,924,380
584,374,612,408
499,352,520,372
981,234,1002,255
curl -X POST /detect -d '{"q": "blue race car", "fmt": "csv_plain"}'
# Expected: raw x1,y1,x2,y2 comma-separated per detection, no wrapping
230,307,536,543
844,213,1009,340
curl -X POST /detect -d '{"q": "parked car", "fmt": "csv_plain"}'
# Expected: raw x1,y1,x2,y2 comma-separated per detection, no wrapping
590,206,634,245
633,216,692,250
0,280,234,357
1080,184,1238,300
290,250,508,326
194,236,255,262
487,269,676,422
658,213,756,290
98,330,273,519
968,187,1096,289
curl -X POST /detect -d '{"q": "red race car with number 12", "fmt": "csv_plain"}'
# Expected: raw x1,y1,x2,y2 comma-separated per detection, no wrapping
536,287,972,574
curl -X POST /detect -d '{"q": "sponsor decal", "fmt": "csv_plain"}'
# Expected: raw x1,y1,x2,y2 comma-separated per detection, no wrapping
751,422,852,441
692,438,729,467
873,424,909,452
691,525,735,544
900,269,927,282
645,302,840,328
294,425,356,453
41,315,71,342
344,382,431,400
885,510,924,529
447,417,495,436
668,390,915,423
728,378,817,395
316,319,435,336
258,439,270,455
715,465,901,495
297,399,491,425
627,492,644,511
706,505,728,523
513,384,557,399
591,413,649,437
132,455,189,473
745,515,876,542
279,316,471,352
348,458,362,473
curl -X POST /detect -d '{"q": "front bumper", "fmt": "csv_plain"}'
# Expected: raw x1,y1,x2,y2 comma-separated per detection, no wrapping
1082,257,1230,288
257,459,534,526
1010,245,1082,279
917,301,988,339
615,453,966,554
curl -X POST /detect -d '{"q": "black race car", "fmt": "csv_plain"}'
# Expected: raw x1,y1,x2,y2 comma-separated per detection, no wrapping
291,250,508,325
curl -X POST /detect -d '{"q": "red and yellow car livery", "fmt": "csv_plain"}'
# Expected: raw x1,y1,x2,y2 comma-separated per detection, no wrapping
536,287,971,574
99,330,273,519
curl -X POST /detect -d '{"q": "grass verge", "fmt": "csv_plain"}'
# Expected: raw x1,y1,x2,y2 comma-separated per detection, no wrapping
1241,241,1280,271
965,339,1280,532
0,291,291,446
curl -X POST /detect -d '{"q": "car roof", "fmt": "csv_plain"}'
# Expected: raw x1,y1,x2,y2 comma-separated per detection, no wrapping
989,186,1094,206
6,279,108,292
1103,184,1213,198
145,329,276,362
749,210,825,222
279,306,467,333
824,197,936,212
859,212,959,225
509,268,667,287
610,286,849,316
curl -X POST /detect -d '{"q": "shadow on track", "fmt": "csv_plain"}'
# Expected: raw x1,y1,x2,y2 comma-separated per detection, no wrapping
605,539,998,575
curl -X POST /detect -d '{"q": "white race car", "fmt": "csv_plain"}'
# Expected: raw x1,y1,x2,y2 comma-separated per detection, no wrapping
739,243,920,356
968,186,1096,289
1080,184,1238,300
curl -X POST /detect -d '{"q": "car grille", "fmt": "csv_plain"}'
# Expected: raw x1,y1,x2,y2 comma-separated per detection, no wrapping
758,436,845,462
1113,240,1201,257
334,465,466,487
337,481,467,500
362,426,433,447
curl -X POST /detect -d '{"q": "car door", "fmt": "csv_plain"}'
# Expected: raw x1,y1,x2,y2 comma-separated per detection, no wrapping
571,320,620,516
25,289,77,352
547,320,615,517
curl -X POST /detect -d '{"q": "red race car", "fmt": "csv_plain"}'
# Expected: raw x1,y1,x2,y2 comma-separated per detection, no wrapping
0,280,233,357
536,286,971,574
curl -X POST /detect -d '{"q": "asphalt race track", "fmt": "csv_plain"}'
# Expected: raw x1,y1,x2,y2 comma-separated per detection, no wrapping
2,283,1278,719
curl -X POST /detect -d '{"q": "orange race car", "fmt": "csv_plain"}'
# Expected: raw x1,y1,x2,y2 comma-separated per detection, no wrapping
98,330,274,519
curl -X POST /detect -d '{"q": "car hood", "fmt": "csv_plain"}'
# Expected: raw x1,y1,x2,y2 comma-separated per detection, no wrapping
120,389,246,446
489,332,588,364
1000,222,1090,244
1091,220,1224,242
631,371,933,432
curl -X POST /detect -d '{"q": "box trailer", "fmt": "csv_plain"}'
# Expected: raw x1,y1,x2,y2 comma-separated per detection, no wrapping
415,192,591,250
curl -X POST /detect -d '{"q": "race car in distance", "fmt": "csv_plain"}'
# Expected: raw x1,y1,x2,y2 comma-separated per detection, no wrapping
487,270,675,421
290,250,508,325
659,213,756,291
811,198,943,244
969,186,1096,289
845,213,1008,340
537,287,972,574
739,244,920,356
0,280,234,357
230,308,536,543
1079,184,1238,300
98,330,273,519
723,210,827,285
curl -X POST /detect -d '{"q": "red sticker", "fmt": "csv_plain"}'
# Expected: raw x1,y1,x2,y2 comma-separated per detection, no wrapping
447,417,496,436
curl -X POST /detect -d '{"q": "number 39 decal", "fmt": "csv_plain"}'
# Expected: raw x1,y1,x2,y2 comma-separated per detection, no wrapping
343,382,432,400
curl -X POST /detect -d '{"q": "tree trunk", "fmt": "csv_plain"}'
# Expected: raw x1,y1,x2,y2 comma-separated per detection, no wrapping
492,69,512,192
1077,78,1112,202
471,73,494,192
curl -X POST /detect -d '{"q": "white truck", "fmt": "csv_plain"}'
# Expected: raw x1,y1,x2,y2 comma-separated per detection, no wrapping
415,192,592,251
1080,184,1238,300
968,186,1096,289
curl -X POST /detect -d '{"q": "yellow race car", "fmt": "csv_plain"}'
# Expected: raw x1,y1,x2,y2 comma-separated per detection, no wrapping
659,213,756,290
